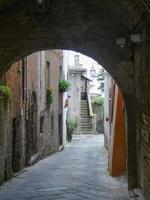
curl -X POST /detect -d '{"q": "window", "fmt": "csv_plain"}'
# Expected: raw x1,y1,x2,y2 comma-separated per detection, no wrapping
51,115,54,131
74,55,79,66
40,116,44,133
45,61,50,87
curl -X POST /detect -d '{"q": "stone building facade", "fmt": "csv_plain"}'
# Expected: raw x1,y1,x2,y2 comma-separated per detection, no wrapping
68,54,96,134
0,50,64,184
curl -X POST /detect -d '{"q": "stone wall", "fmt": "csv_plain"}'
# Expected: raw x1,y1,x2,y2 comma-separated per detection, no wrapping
0,50,62,183
0,100,12,184
38,50,60,157
39,111,59,157
135,46,150,199
5,61,25,172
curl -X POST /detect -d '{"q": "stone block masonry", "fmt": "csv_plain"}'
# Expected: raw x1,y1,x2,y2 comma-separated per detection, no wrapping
135,47,150,200
0,101,12,184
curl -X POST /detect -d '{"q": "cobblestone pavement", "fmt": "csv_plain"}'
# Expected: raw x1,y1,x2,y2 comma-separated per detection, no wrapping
0,135,129,200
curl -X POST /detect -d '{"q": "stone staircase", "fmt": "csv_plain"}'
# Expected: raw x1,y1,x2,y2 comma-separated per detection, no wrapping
80,100,92,134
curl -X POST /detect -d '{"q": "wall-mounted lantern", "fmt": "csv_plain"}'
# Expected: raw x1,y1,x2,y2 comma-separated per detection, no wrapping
90,66,96,78
36,0,49,13
130,34,143,43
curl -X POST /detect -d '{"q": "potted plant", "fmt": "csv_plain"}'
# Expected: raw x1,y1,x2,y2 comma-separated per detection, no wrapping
47,88,53,106
0,85,12,102
67,117,78,142
59,80,71,92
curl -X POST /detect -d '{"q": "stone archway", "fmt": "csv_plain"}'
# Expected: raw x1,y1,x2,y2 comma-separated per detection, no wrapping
0,0,150,196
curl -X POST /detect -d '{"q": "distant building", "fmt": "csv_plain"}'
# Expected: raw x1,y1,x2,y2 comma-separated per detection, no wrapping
67,51,103,97
68,53,96,135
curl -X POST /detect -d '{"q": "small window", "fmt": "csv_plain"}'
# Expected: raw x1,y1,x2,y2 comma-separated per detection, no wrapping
51,115,54,131
40,116,44,133
45,61,50,87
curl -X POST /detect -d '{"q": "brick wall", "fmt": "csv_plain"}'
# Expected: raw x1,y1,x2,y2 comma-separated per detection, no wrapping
135,46,150,199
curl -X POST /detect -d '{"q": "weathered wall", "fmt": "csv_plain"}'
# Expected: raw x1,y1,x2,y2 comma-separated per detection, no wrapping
0,100,12,184
104,73,111,148
0,50,62,180
92,103,104,134
39,50,60,157
25,50,61,161
134,46,150,199
5,61,22,119
68,71,82,134
5,61,25,172
62,51,69,146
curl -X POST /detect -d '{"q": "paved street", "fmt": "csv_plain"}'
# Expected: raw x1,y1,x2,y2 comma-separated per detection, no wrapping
0,135,129,200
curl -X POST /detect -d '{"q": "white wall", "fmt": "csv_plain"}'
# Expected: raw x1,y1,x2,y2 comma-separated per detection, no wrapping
104,72,111,147
62,50,69,145
38,51,46,113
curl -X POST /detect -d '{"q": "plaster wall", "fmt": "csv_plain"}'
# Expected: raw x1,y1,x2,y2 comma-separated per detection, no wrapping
68,73,81,134
104,73,111,148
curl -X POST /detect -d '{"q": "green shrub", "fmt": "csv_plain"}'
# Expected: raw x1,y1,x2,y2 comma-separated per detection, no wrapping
47,88,53,106
92,96,104,106
59,80,71,92
67,117,78,142
0,85,12,101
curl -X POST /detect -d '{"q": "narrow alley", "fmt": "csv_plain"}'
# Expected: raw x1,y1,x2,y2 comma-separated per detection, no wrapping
0,135,129,200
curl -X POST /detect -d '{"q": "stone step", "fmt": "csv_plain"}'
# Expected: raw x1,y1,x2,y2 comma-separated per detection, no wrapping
81,112,89,115
81,108,89,111
81,100,88,102
80,131,93,134
81,104,88,106
81,113,89,116
80,126,92,129
81,109,89,111
81,107,89,110
81,117,90,120
81,121,92,125
81,126,92,129
81,116,90,119
81,119,91,123
81,110,89,113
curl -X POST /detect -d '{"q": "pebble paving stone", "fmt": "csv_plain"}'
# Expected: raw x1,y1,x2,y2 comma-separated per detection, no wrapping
0,135,130,200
